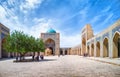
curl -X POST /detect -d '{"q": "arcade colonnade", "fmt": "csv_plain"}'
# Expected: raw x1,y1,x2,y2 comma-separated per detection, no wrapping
71,20,120,58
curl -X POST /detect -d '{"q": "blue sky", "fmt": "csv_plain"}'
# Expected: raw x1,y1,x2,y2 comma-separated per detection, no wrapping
0,0,120,47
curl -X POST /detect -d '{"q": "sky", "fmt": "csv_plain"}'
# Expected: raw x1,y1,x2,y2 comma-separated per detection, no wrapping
0,0,120,47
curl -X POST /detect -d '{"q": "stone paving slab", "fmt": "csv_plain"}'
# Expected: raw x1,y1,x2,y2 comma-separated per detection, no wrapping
0,55,120,77
86,57,120,66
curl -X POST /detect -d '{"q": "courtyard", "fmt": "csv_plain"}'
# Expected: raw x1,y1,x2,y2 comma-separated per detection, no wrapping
0,55,120,77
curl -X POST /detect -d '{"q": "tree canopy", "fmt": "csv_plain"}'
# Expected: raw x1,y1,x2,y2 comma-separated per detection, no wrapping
3,30,45,61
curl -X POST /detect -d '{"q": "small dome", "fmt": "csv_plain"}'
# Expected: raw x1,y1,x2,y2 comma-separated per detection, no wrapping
46,28,56,33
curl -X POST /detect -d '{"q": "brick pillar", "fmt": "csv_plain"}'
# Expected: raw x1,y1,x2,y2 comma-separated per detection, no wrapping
94,41,96,57
0,38,1,58
100,38,103,57
109,31,113,58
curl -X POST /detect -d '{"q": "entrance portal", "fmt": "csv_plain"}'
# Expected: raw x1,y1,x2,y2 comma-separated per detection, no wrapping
65,50,67,55
60,50,63,55
49,47,53,55
45,38,55,55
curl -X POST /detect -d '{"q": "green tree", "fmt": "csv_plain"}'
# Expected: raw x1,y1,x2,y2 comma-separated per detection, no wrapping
3,30,45,61
36,38,45,60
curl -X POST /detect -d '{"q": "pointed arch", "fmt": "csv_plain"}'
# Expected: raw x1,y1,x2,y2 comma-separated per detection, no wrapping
91,44,94,56
45,38,55,55
96,41,100,57
82,38,86,55
80,48,81,55
113,32,120,58
87,45,90,56
103,38,109,57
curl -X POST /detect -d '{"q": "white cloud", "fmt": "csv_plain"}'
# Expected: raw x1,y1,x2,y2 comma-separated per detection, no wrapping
0,6,7,20
60,33,81,48
0,6,26,33
0,1,20,27
20,0,44,13
90,15,101,24
102,6,111,13
64,6,89,22
0,5,81,47
33,18,48,24
0,0,82,48
27,18,52,38
13,17,82,47
98,13,113,27
7,18,52,38
103,13,113,23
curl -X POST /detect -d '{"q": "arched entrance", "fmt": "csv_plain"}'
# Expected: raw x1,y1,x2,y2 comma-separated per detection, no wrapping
91,44,94,56
49,47,54,54
103,38,109,57
60,49,63,55
45,38,55,55
65,50,67,55
82,38,86,55
2,38,9,58
80,48,81,56
96,42,100,57
87,45,90,56
77,48,79,55
79,48,81,55
113,32,120,58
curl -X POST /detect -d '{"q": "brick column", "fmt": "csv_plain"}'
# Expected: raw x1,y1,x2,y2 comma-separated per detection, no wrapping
100,38,103,57
109,31,113,58
94,40,96,57
0,36,1,58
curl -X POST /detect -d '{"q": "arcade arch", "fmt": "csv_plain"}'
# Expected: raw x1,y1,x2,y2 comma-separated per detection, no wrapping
82,38,86,55
91,44,94,56
96,42,100,57
87,45,90,56
103,38,109,57
113,32,120,58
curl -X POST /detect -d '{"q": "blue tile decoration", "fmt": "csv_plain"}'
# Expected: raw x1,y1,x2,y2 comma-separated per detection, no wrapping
1,32,6,40
87,42,90,45
96,37,101,41
82,34,86,39
91,39,94,43
112,25,120,37
102,32,109,40
1,27,9,33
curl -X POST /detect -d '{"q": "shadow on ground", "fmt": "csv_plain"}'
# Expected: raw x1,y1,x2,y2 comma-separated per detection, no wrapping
13,58,57,63
0,58,15,61
40,59,57,62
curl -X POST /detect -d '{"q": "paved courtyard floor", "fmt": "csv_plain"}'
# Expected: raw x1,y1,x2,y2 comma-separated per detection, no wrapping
0,55,120,77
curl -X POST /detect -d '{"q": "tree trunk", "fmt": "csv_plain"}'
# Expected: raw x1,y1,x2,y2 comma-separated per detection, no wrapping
37,52,40,61
32,52,35,61
19,53,24,61
16,52,18,61
20,54,22,61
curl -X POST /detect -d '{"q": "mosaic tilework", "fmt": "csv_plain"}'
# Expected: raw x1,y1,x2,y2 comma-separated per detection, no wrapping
96,37,101,42
87,42,90,45
112,25,120,37
102,32,109,40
